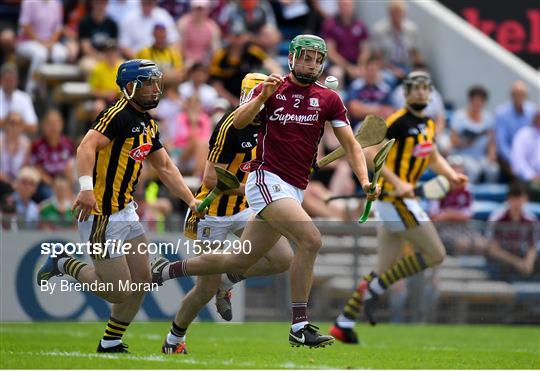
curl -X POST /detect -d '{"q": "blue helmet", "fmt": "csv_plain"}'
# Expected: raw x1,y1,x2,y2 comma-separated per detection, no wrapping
116,59,163,109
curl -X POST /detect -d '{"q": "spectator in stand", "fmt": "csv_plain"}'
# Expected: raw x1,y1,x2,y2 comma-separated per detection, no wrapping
106,0,140,26
16,0,69,94
62,0,88,63
253,23,282,60
271,0,312,38
3,166,41,229
209,21,280,106
88,38,123,106
0,112,31,198
226,0,278,35
155,83,184,155
371,0,423,80
511,110,540,202
486,182,538,282
29,110,75,201
178,63,218,114
449,85,498,183
78,0,119,72
136,23,184,85
0,63,38,134
157,0,191,20
429,156,487,255
346,56,394,125
177,0,221,67
494,80,536,181
39,175,75,229
172,95,212,177
119,0,178,59
0,28,17,65
321,0,370,82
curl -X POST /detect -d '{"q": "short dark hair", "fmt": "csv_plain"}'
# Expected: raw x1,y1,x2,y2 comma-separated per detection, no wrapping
508,181,527,198
189,62,206,74
468,85,488,101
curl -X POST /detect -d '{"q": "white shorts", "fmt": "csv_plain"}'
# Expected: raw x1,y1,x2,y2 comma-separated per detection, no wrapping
375,198,431,232
245,169,304,215
78,202,145,259
184,207,253,242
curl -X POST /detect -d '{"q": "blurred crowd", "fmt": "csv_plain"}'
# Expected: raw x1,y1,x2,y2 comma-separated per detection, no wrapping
0,0,538,281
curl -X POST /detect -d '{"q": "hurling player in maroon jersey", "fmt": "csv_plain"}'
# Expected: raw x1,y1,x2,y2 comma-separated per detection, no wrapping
152,35,379,348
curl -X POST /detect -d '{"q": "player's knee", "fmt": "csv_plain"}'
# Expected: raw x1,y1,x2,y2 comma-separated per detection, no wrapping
272,249,294,273
427,247,446,267
296,231,322,254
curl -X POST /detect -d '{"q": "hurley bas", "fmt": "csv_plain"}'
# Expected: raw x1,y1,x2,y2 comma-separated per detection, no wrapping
39,279,159,295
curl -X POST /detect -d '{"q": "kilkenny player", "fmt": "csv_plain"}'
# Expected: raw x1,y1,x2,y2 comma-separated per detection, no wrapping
330,71,468,343
37,59,204,353
153,73,294,354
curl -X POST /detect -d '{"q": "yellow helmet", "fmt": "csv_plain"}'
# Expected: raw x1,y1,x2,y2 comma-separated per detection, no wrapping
240,73,267,105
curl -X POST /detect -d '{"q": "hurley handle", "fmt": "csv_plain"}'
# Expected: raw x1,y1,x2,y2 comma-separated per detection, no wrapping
196,190,218,212
358,196,374,223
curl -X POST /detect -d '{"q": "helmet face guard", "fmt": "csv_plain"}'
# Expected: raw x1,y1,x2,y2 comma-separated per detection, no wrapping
403,71,433,94
288,35,327,84
117,60,164,110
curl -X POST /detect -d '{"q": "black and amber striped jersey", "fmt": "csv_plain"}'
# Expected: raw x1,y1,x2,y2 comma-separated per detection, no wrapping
90,97,163,215
197,109,257,216
380,108,436,201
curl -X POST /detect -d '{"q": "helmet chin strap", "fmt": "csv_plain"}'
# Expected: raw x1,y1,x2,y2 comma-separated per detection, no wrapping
122,81,160,110
292,69,317,84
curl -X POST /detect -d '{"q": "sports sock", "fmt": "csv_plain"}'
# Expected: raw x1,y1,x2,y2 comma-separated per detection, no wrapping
379,251,428,288
338,280,368,325
101,317,130,348
58,257,88,281
219,273,246,291
365,252,428,300
291,302,308,332
166,321,186,345
166,260,188,280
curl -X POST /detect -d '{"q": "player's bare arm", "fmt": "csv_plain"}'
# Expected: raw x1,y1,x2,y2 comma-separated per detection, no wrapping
147,148,205,218
72,129,111,221
363,144,415,198
428,146,468,188
332,125,380,201
233,73,284,129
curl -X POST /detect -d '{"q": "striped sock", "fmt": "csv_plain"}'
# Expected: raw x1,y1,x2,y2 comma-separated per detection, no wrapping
167,321,186,345
59,257,88,281
101,317,129,347
168,260,188,279
341,280,368,322
379,252,428,288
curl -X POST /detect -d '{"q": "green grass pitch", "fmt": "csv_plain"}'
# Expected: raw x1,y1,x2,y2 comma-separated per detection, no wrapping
1,322,539,369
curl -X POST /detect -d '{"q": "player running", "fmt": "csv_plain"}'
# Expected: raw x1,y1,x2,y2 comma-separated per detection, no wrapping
155,73,294,354
152,35,379,348
37,59,204,353
330,71,468,344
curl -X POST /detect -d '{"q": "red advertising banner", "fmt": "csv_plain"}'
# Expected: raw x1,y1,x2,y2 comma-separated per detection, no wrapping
439,0,540,68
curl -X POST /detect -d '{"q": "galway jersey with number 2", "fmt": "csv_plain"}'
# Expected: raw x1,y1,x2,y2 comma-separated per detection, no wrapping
245,75,349,189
